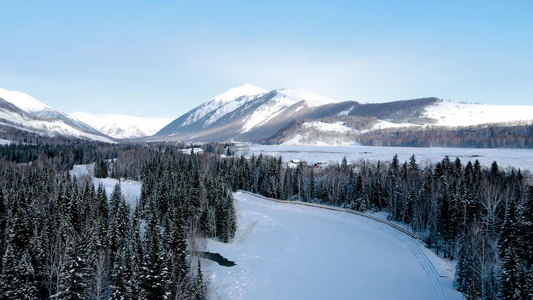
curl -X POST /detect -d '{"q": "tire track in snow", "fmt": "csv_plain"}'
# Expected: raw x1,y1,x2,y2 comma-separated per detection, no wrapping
354,216,447,300
237,191,447,300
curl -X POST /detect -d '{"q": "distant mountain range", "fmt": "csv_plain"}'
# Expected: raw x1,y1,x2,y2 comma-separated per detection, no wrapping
69,112,169,140
0,88,115,143
1,85,532,146
152,84,533,145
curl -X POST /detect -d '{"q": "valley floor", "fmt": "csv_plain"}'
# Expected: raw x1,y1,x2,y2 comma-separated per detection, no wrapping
242,144,533,173
206,192,463,300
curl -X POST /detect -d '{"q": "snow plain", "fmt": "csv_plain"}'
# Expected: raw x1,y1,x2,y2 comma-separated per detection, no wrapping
241,144,533,174
206,192,462,300
70,163,141,208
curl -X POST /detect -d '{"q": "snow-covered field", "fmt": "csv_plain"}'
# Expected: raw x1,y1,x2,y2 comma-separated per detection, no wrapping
240,144,533,173
70,164,141,207
206,192,462,300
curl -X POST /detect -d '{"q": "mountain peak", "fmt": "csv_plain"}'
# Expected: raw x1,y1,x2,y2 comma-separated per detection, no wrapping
0,87,52,113
212,83,268,102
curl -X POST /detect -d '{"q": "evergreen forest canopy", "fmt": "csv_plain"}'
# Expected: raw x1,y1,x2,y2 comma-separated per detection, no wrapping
0,140,532,299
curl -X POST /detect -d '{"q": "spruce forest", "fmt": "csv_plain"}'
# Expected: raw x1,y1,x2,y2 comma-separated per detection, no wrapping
0,141,532,299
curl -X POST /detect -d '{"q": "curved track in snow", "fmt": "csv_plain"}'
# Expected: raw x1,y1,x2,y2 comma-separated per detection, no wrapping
238,191,447,300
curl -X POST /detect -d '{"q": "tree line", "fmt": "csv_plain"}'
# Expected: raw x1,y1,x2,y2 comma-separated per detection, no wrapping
357,121,533,148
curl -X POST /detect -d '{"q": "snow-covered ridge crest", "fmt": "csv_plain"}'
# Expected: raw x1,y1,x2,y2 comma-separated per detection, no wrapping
275,88,338,107
213,83,267,102
0,87,53,113
181,83,268,127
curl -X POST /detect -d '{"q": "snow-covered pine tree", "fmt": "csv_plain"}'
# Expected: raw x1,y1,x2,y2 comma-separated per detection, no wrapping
140,203,170,300
168,203,190,298
498,200,524,300
1,247,37,299
54,238,88,300
110,241,134,300
109,193,130,264
518,185,533,268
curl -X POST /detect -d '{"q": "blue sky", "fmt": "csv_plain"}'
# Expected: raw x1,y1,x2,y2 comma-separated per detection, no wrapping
1,1,532,119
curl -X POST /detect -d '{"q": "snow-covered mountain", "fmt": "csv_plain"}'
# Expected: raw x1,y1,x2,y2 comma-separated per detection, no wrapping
154,85,533,145
0,88,115,143
70,112,169,139
153,84,340,141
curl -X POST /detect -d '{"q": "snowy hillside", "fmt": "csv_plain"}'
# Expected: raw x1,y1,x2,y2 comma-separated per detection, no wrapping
423,100,533,127
180,83,267,127
0,96,114,143
0,87,52,113
206,192,462,300
281,121,357,145
155,84,340,141
70,112,169,139
240,89,339,133
0,87,99,133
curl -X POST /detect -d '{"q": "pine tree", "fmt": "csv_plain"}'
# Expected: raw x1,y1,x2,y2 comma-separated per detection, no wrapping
140,204,170,300
518,185,533,267
94,157,109,178
109,195,130,264
168,204,189,297
110,241,134,300
499,200,524,300
1,247,37,299
55,239,88,300
0,188,6,271
96,183,109,248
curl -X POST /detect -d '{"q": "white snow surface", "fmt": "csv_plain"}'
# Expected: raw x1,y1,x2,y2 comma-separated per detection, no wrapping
70,112,169,139
212,83,268,103
337,105,355,116
281,121,357,146
241,145,533,173
0,139,15,145
181,84,267,128
423,101,533,127
206,192,462,300
70,164,141,208
240,89,338,133
0,87,52,113
275,88,338,107
301,121,353,133
369,120,417,131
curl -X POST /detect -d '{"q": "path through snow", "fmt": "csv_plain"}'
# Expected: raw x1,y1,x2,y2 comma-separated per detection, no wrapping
206,192,462,300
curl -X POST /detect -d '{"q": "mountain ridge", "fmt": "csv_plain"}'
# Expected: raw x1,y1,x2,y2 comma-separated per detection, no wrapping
152,85,533,146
